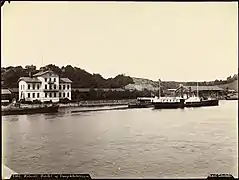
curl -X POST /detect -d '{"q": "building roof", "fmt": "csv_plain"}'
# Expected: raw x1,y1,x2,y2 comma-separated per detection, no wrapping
33,70,56,77
184,85,224,91
18,77,41,83
1,89,11,95
9,88,19,93
60,78,72,83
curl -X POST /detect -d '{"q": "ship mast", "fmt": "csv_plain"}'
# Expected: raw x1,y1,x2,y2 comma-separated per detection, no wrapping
197,82,199,97
158,79,161,98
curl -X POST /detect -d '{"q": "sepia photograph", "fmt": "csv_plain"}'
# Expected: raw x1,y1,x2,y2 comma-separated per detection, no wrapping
1,1,238,179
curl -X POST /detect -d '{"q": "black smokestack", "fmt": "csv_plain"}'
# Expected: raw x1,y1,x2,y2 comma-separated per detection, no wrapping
29,72,33,78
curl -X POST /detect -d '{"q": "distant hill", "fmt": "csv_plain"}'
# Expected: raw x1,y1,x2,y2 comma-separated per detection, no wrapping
124,77,159,91
218,79,238,91
124,75,238,92
1,64,237,92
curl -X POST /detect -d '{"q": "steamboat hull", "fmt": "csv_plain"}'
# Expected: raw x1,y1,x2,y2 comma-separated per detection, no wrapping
185,99,219,108
185,101,202,108
201,99,219,106
128,104,153,108
225,96,238,100
153,99,185,109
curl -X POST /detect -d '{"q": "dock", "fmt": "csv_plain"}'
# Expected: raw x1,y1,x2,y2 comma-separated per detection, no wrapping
71,105,129,113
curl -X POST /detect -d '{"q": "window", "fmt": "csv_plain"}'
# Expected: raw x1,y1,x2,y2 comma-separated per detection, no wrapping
63,85,65,89
63,93,65,98
54,85,56,89
45,85,47,89
50,85,52,89
28,93,30,98
45,93,47,98
49,93,52,98
37,93,40,98
59,85,61,90
45,78,47,82
33,93,35,98
59,92,61,98
54,78,56,82
28,84,30,89
67,85,70,89
54,93,56,97
33,84,35,90
67,92,69,97
37,84,40,89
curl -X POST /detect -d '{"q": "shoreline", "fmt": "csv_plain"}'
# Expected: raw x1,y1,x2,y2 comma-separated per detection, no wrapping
58,99,136,108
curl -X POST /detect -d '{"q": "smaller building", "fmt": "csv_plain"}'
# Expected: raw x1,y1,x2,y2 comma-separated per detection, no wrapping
9,88,19,101
175,85,224,98
164,89,177,96
1,89,12,105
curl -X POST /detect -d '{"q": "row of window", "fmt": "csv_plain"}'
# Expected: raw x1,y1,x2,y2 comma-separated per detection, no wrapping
23,84,70,90
44,84,70,90
28,93,40,98
27,92,70,98
59,84,70,90
45,77,56,82
21,84,41,90
28,84,40,90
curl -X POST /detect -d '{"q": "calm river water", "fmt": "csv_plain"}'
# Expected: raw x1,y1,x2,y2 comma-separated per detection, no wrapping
2,100,238,178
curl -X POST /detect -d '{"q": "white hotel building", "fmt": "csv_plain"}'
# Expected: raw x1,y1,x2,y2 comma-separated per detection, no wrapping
18,70,72,102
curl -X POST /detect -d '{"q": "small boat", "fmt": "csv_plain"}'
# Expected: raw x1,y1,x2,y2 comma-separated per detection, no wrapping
201,97,219,106
185,96,202,107
185,97,219,107
185,82,219,107
2,103,59,116
128,97,154,108
225,93,238,100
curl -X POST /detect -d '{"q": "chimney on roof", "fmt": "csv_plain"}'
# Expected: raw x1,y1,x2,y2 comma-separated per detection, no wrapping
29,72,33,78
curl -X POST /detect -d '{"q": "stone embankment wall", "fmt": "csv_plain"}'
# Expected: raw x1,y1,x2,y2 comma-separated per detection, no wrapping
59,99,136,108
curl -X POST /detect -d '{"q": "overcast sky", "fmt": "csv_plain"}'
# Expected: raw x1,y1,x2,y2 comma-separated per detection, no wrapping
1,2,238,81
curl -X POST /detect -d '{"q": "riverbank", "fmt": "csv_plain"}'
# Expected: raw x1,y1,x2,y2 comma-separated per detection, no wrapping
58,99,136,108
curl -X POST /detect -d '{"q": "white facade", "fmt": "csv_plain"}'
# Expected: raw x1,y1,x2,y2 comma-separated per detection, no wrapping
18,70,72,103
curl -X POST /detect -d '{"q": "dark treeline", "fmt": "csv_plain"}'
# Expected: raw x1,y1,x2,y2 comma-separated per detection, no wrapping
1,64,134,88
161,74,238,89
72,89,155,101
182,74,238,86
1,64,238,91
